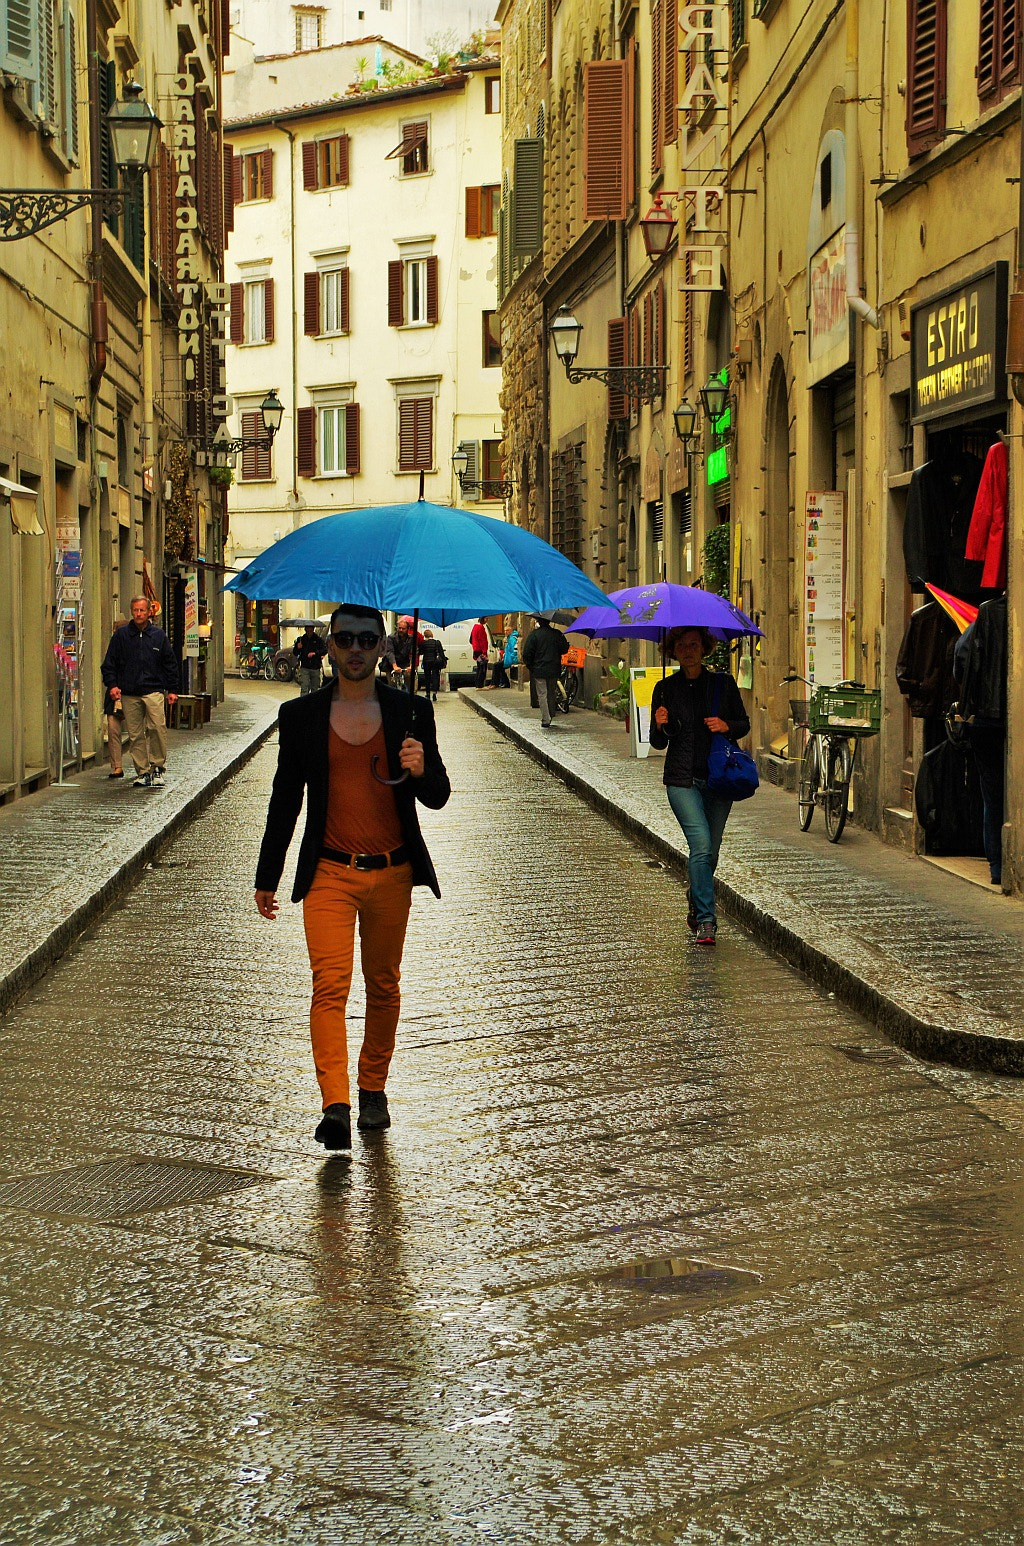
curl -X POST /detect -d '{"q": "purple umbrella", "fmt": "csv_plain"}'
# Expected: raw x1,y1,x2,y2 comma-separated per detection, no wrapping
570,582,763,643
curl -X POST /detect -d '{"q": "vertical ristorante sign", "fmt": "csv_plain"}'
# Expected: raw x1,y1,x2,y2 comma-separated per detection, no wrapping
677,3,729,293
170,72,228,434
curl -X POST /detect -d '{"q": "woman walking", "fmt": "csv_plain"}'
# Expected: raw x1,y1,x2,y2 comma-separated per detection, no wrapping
649,627,750,946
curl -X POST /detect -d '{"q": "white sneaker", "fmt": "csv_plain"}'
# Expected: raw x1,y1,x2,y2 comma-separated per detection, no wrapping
132,772,154,788
151,767,166,786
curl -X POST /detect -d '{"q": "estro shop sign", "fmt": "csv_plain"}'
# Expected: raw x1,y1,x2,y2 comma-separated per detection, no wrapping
910,263,1008,422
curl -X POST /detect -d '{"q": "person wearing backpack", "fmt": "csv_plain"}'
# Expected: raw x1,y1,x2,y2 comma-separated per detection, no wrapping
650,627,750,947
420,630,447,701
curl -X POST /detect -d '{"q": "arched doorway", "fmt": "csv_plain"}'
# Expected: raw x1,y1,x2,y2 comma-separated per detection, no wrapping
764,358,794,737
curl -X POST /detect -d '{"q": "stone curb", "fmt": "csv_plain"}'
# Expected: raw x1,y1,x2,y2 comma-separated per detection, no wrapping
0,714,279,1020
462,691,1023,1076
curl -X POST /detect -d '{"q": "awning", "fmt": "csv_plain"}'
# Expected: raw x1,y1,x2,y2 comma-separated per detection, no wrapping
0,476,43,535
385,127,427,161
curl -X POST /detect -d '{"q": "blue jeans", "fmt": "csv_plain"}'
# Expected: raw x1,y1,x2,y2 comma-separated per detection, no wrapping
666,780,733,926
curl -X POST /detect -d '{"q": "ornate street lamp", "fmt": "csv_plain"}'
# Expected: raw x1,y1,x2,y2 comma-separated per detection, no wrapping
699,373,731,420
0,80,162,241
640,194,676,261
549,305,665,403
672,400,698,443
451,441,512,498
193,390,285,467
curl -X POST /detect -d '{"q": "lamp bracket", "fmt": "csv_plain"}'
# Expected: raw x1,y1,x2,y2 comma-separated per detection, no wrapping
564,363,666,403
456,473,512,498
0,188,126,241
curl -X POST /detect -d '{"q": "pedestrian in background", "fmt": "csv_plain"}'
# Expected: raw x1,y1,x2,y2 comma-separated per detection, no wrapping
470,617,489,688
489,636,510,689
522,615,569,727
420,630,446,700
387,615,420,688
503,626,519,687
254,604,450,1153
101,597,179,788
650,627,750,946
102,615,128,778
293,624,327,696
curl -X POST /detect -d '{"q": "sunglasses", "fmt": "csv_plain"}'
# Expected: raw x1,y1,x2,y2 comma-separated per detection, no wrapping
331,630,382,650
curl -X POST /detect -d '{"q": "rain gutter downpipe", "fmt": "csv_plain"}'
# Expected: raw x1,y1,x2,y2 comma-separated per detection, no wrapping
845,0,879,329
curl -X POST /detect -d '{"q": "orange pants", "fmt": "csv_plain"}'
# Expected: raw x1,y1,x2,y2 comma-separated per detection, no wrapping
302,859,414,1108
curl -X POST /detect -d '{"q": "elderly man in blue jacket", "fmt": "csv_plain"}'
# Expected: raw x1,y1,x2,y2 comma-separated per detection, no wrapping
101,597,179,788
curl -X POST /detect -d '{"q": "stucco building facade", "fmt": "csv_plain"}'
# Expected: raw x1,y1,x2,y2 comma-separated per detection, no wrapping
222,40,503,653
1,0,228,800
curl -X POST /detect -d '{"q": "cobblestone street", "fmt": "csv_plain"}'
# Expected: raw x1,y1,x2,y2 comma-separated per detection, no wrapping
1,697,1022,1544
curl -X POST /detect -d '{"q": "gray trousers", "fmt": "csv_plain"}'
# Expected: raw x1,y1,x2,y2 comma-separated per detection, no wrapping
297,667,322,696
535,676,557,724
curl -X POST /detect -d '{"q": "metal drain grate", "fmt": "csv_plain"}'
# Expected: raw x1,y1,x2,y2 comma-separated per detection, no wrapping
0,1158,266,1220
606,1255,761,1297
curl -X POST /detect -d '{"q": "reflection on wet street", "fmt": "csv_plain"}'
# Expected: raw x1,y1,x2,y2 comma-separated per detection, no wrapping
0,698,1021,1544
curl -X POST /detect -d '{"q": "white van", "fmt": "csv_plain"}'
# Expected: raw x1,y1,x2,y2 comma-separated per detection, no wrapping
425,620,491,686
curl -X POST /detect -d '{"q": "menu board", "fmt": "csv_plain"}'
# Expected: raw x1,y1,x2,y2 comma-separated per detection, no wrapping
804,491,845,688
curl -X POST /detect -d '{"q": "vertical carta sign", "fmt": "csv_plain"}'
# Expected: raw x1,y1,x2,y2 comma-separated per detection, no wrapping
170,72,228,427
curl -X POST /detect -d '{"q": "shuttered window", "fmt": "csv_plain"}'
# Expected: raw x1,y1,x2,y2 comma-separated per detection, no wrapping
906,0,947,157
483,310,502,367
651,0,663,173
233,279,273,344
481,440,504,499
664,0,679,144
608,317,627,420
1,0,38,84
240,149,273,201
304,267,350,336
297,406,316,477
583,59,630,221
978,0,1021,97
466,184,500,237
398,397,433,470
240,411,271,481
386,120,429,174
512,138,543,256
389,256,438,325
60,2,78,160
302,134,350,189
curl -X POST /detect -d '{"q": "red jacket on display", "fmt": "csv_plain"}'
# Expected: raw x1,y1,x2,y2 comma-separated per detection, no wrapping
965,439,1008,590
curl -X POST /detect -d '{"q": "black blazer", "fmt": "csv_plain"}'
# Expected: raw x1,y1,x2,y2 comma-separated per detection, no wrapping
255,681,451,902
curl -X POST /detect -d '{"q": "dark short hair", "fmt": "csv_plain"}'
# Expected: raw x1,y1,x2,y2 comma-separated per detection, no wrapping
329,604,386,637
662,625,716,657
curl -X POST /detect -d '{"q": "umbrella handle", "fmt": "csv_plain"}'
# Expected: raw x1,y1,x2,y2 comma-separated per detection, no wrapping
371,754,409,787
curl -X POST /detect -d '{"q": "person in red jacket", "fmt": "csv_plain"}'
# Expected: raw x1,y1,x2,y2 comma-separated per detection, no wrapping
470,617,489,688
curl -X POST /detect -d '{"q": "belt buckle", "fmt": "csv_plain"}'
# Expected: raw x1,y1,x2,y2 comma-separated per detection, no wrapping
352,853,372,871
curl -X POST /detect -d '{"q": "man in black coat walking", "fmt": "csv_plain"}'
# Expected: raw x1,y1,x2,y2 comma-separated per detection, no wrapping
254,604,450,1152
100,597,179,787
522,615,569,727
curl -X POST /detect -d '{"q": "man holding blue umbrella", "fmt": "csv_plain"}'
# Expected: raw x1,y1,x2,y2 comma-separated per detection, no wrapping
253,604,450,1153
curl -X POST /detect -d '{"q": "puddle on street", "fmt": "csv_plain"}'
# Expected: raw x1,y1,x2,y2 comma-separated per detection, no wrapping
604,1254,762,1297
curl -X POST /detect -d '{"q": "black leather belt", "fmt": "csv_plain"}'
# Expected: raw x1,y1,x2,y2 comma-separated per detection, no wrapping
321,844,408,871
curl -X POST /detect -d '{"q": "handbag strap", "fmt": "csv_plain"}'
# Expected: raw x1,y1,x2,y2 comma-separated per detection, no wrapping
711,672,723,721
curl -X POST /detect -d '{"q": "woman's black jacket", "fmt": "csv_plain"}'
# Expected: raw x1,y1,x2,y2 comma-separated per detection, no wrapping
649,669,750,786
254,681,451,901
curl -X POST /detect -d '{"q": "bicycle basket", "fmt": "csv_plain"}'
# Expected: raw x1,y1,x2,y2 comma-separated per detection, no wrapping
789,698,810,728
808,686,881,737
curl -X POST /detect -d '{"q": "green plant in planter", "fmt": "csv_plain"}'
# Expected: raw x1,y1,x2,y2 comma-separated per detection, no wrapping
208,464,234,489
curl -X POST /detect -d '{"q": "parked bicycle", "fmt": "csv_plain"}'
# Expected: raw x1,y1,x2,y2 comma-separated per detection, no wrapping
782,675,881,842
554,647,584,714
239,640,275,680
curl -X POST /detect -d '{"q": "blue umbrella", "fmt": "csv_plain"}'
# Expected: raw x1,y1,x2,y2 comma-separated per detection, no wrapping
224,497,608,626
570,582,763,643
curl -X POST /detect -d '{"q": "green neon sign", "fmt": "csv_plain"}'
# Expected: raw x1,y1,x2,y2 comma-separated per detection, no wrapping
707,445,729,485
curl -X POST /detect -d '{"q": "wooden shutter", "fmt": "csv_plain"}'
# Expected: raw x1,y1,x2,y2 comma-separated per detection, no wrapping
399,397,432,470
628,304,641,414
344,403,360,475
583,59,629,221
512,137,543,256
2,0,38,82
39,0,55,124
230,282,243,343
241,410,270,480
262,148,274,198
643,292,653,369
388,259,404,326
339,266,350,332
337,132,350,184
652,0,663,173
296,407,316,477
981,0,1022,91
683,287,693,376
62,4,78,160
303,271,319,335
466,184,482,237
426,255,439,323
302,139,318,189
230,147,242,212
607,318,627,420
462,440,481,502
656,280,666,371
664,0,678,145
263,277,275,342
906,0,947,156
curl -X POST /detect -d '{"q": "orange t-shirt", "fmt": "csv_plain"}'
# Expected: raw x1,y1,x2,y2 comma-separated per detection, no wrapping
324,725,404,855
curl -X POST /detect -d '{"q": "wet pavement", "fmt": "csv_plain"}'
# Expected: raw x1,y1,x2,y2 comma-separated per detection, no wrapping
0,683,285,1015
1,696,1022,1543
464,687,1024,1074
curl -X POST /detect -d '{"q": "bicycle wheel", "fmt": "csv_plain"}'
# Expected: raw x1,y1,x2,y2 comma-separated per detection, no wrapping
823,739,853,842
565,669,580,706
553,678,569,714
263,657,274,680
798,738,819,830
